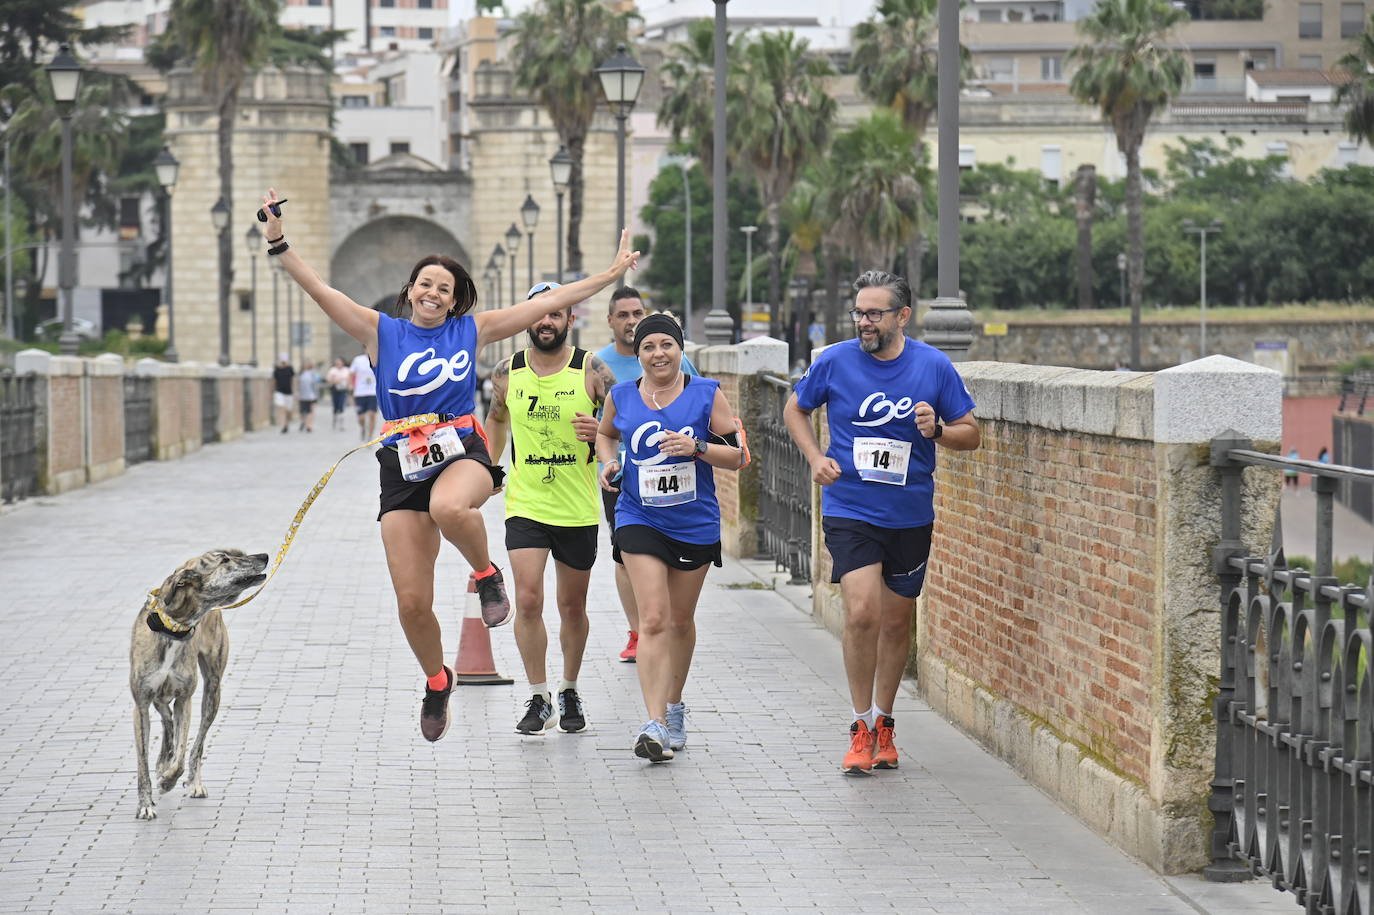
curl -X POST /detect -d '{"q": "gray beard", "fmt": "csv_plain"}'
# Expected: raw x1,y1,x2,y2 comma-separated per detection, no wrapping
860,330,892,353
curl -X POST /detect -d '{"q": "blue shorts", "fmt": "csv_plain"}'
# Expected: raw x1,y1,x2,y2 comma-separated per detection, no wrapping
822,517,932,598
355,394,377,414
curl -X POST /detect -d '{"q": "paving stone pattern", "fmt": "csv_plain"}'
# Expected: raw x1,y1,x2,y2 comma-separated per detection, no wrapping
0,426,1292,914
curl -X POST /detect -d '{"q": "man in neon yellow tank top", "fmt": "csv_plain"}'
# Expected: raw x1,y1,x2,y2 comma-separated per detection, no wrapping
486,283,617,735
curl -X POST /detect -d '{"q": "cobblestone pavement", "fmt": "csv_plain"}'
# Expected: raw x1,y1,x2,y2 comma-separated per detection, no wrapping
0,426,1293,914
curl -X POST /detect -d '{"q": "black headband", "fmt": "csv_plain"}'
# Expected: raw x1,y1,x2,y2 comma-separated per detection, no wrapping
633,313,684,353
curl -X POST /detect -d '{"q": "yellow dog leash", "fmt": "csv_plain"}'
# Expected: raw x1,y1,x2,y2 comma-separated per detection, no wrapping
146,414,443,636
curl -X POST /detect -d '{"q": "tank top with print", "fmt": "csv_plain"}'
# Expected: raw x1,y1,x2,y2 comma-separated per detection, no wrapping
504,347,599,527
374,313,478,446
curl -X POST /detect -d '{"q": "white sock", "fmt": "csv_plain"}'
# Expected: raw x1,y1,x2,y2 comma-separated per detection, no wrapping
875,707,891,723
559,679,576,693
530,682,550,700
853,707,876,729
667,700,684,710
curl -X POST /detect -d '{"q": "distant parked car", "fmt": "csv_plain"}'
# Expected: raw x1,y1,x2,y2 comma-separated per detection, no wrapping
37,318,98,342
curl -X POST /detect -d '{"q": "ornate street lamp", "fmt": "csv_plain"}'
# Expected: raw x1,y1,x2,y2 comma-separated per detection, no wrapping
595,43,645,247
153,145,179,361
46,45,82,356
505,222,521,306
210,197,230,364
243,223,261,366
548,146,571,283
520,194,540,292
491,243,506,304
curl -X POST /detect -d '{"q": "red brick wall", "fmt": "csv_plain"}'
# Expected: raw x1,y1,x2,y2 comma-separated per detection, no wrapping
89,375,124,466
928,419,1158,784
712,373,742,532
48,376,83,478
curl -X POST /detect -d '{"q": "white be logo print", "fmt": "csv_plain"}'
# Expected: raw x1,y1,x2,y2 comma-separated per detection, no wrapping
629,421,694,466
389,347,472,397
853,391,916,428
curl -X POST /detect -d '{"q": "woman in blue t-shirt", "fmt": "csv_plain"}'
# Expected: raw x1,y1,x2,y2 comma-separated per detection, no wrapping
595,313,746,762
260,188,639,742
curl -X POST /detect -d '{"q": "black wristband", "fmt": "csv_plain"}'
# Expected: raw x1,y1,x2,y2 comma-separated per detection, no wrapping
267,241,289,256
931,423,943,440
266,234,284,245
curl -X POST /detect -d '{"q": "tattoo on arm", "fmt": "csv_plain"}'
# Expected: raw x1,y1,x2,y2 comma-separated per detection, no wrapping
489,361,510,421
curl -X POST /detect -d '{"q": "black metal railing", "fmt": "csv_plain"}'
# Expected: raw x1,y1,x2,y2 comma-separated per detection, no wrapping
1337,376,1374,416
201,377,219,444
756,374,811,585
0,371,39,503
1207,437,1373,913
123,375,154,465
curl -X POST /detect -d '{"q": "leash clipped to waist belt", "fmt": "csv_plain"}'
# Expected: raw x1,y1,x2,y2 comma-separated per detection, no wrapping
145,413,455,636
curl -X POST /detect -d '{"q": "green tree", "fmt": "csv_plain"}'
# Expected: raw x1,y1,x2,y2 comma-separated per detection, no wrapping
826,110,923,274
1069,0,1189,367
850,0,943,292
1337,13,1374,147
656,19,744,173
510,0,636,276
165,0,280,362
733,31,836,340
0,0,128,117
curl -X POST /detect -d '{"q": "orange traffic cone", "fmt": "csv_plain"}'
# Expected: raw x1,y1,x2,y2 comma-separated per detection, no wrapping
454,575,514,685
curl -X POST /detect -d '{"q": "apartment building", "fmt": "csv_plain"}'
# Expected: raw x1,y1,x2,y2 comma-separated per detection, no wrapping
280,0,451,56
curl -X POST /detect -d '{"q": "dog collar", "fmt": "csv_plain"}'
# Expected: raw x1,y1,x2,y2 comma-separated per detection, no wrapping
144,591,194,640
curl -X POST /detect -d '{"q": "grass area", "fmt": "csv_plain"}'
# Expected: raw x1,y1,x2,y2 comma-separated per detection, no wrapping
972,302,1374,325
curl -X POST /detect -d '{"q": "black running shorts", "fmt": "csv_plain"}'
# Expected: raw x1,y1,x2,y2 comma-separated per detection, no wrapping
613,523,721,572
376,430,503,520
504,516,598,571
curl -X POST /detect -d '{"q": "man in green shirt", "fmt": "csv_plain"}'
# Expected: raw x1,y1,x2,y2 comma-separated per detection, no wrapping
486,283,617,735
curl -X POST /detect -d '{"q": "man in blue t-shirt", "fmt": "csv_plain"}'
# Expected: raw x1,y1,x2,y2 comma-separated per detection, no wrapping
594,286,699,664
785,270,980,776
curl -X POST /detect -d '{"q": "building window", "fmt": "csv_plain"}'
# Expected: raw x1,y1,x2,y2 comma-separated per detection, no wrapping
238,291,253,312
119,197,141,240
378,0,395,7
978,9,1000,22
1337,141,1359,166
985,57,1014,82
418,27,434,39
1040,56,1062,80
307,0,324,6
389,141,410,155
1193,61,1216,79
958,145,975,170
1040,145,1062,188
1342,3,1366,38
1265,140,1293,177
350,142,369,166
378,25,395,37
1299,3,1323,38
418,0,433,7
341,95,370,108
1299,54,1323,70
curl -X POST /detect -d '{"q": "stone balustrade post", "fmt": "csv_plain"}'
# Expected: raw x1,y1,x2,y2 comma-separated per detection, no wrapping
14,349,87,494
86,353,126,484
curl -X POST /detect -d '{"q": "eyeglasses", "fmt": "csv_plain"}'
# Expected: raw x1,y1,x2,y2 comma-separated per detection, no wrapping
848,307,898,323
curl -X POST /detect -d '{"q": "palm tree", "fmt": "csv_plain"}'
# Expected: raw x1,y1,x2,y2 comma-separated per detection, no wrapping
827,111,923,275
510,0,635,276
733,31,836,341
166,0,280,362
657,19,747,174
1337,13,1374,147
1069,0,1188,369
850,0,942,294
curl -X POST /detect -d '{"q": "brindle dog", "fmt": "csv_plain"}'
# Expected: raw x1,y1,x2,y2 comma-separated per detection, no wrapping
130,549,269,820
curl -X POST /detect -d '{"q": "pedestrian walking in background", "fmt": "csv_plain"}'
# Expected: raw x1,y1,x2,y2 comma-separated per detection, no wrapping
485,282,618,737
273,353,295,434
259,187,638,742
326,357,351,431
595,313,745,762
1285,447,1301,489
350,351,378,442
784,270,981,776
593,287,700,664
297,360,321,433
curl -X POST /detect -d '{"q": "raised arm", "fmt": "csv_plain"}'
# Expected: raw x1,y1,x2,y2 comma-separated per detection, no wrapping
474,229,640,348
259,189,380,356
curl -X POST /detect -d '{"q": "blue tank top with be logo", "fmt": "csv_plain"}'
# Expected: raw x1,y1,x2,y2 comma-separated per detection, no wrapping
374,313,478,445
611,375,720,545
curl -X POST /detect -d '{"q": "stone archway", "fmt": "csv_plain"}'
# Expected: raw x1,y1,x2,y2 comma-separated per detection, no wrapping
328,215,471,357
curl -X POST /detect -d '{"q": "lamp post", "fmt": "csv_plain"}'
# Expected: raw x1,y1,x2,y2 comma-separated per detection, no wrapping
595,43,645,247
46,45,82,356
1182,218,1223,358
520,194,540,291
705,0,733,345
505,222,521,303
740,225,757,333
549,146,571,283
1116,251,1129,366
210,197,230,364
660,155,694,338
3,124,13,340
243,223,260,366
153,145,179,361
491,243,506,304
269,252,281,364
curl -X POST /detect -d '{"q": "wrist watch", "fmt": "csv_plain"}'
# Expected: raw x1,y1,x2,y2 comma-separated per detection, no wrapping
931,423,943,440
693,437,709,455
